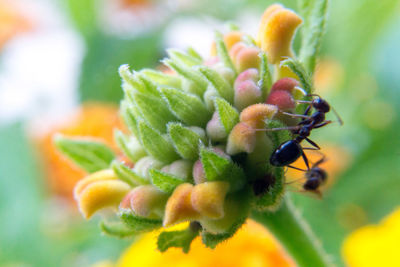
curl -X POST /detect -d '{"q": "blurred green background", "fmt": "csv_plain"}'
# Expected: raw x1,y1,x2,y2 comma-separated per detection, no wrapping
0,0,399,266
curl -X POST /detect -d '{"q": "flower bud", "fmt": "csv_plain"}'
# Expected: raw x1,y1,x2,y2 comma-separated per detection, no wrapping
271,77,299,92
226,122,256,155
234,79,263,111
163,183,200,227
239,104,278,128
193,160,206,184
133,156,164,179
161,160,193,181
203,87,219,112
74,169,131,219
120,185,168,218
211,62,235,85
257,5,302,64
210,31,244,56
235,68,259,85
266,90,295,110
206,112,228,141
191,181,229,219
230,43,261,72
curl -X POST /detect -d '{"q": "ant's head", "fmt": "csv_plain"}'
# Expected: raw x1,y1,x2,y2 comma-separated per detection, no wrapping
303,177,321,190
312,98,330,113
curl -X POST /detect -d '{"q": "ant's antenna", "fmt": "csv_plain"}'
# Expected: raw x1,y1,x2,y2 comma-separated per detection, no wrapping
331,106,344,126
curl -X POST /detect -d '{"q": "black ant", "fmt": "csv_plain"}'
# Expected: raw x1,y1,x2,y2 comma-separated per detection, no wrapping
287,155,328,196
259,94,342,170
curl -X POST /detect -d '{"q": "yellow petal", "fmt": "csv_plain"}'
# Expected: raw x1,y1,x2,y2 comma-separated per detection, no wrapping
191,181,230,219
211,31,244,56
74,169,131,219
77,179,131,219
163,183,200,227
257,6,302,64
74,169,116,198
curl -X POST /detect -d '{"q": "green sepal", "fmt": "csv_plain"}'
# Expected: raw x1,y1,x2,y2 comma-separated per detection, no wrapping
119,65,147,94
167,123,204,160
252,167,285,211
161,87,211,127
187,47,203,61
120,100,141,137
215,31,236,75
298,0,329,73
149,169,185,193
120,210,162,232
167,48,202,67
54,134,115,173
200,147,246,192
141,69,181,88
138,121,179,164
130,92,177,133
201,217,246,249
111,160,149,186
157,225,200,253
280,58,313,114
114,129,146,163
266,119,292,149
214,97,239,134
100,220,136,238
163,59,208,96
197,66,234,103
258,52,272,99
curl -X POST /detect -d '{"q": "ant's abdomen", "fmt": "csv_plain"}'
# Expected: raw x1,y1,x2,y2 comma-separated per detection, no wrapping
270,140,302,166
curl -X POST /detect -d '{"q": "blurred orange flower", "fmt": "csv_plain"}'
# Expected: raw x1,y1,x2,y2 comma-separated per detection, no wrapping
0,0,32,49
115,220,295,267
342,207,400,267
37,103,123,200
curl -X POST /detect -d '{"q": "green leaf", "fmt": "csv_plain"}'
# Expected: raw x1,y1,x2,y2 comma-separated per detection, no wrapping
100,220,136,238
214,97,239,134
119,64,148,95
215,31,237,74
200,147,246,192
131,92,177,133
161,87,211,127
298,0,329,73
258,52,272,99
167,123,204,160
197,66,234,103
111,160,149,186
167,49,202,67
149,169,185,193
163,59,208,96
138,122,179,163
141,69,181,88
201,217,246,248
54,134,115,173
157,226,200,253
114,130,146,163
120,211,162,232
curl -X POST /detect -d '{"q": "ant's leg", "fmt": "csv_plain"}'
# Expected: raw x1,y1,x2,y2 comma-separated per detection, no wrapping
305,138,320,150
301,151,310,170
314,120,332,129
287,165,307,172
303,147,320,150
281,112,310,119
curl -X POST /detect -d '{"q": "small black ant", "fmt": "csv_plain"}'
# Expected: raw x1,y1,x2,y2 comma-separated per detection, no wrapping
287,155,328,196
260,94,342,170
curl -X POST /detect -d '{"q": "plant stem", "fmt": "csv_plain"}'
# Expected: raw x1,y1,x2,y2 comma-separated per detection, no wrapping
251,195,333,267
